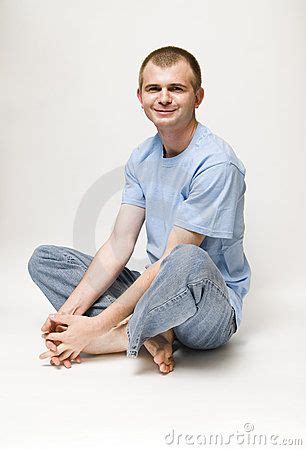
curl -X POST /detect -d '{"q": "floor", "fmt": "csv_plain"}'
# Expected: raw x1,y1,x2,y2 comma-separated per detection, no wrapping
1,251,305,450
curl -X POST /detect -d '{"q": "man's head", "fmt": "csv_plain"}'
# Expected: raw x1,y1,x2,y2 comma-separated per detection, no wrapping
137,46,204,130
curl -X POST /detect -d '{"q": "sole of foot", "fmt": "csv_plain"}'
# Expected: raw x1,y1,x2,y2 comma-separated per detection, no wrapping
144,329,175,374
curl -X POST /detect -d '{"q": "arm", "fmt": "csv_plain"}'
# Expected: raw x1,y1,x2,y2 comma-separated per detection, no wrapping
91,225,205,334
41,203,145,332
60,203,145,315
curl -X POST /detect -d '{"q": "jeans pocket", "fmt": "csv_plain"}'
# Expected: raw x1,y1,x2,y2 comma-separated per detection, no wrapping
228,307,237,338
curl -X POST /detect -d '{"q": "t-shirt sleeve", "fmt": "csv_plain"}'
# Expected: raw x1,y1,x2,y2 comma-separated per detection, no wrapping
173,162,243,239
121,150,146,209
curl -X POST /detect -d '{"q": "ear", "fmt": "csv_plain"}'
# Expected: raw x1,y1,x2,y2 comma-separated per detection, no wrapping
137,88,143,107
195,87,205,108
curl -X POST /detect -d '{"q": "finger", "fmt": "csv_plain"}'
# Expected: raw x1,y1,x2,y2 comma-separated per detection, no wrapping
46,340,57,352
50,357,63,367
40,342,67,359
63,359,72,369
55,324,68,332
44,332,65,342
51,356,61,366
58,350,74,361
71,354,82,363
55,343,69,356
41,325,67,338
49,314,74,326
41,317,52,332
71,351,80,360
40,349,57,360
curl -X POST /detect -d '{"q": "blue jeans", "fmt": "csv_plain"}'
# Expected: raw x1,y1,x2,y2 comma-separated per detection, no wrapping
28,243,237,357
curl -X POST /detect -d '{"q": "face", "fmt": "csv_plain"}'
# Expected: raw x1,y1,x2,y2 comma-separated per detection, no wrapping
137,59,204,130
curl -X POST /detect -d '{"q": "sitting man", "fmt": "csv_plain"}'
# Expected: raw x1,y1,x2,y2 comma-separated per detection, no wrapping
28,46,251,374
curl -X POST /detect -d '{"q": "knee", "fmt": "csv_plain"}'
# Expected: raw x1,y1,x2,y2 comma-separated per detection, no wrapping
162,244,210,277
28,244,52,280
167,243,209,266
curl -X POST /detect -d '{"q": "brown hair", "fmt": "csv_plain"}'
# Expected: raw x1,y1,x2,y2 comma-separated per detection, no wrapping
138,46,202,93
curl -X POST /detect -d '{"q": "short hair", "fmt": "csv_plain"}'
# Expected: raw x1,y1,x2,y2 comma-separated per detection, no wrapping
138,46,202,93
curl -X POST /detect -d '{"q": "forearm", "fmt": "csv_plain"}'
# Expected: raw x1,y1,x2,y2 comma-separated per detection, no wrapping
91,259,162,334
59,236,134,316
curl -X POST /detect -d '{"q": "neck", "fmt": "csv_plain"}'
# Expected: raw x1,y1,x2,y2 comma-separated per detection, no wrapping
158,118,198,158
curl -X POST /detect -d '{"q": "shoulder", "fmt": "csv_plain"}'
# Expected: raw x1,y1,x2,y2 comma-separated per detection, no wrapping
195,124,246,176
127,134,159,168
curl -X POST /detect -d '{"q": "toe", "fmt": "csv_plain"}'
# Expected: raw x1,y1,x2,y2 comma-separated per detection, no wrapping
154,350,165,366
159,363,168,373
164,353,173,365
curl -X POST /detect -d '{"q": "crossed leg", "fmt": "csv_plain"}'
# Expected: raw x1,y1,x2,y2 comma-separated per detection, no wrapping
29,243,236,374
29,244,175,373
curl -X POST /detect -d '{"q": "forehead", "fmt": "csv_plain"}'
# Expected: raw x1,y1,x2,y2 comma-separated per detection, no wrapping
142,60,194,87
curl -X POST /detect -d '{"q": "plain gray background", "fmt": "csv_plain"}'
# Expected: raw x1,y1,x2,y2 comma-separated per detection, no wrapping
1,1,305,449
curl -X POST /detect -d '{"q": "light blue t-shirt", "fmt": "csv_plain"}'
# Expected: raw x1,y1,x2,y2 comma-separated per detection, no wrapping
121,122,251,329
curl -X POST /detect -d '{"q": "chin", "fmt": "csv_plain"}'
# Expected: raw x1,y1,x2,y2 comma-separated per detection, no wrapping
144,109,179,127
152,116,178,128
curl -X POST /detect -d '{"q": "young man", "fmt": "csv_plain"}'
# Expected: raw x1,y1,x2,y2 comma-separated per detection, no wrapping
28,46,251,374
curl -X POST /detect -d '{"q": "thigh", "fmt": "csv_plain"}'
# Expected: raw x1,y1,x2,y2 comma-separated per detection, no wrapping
29,244,141,316
43,245,140,285
50,245,142,311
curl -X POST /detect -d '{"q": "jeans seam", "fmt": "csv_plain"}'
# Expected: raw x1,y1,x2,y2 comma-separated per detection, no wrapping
147,287,192,315
126,323,137,358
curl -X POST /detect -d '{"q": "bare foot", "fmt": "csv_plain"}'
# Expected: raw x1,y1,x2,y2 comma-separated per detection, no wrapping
82,317,175,375
82,321,128,354
144,329,175,374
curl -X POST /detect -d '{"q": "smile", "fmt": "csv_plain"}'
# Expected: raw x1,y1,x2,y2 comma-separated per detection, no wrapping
154,109,176,114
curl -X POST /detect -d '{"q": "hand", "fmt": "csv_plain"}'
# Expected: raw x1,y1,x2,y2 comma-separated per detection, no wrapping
40,314,99,362
43,324,82,368
41,314,81,368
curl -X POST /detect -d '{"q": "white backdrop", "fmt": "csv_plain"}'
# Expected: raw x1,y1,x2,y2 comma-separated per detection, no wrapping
1,1,305,449
2,0,305,287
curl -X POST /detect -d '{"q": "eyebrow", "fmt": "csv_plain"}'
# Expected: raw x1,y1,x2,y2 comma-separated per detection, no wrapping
144,83,188,89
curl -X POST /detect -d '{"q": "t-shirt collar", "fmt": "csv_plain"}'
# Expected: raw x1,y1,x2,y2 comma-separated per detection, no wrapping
155,122,207,166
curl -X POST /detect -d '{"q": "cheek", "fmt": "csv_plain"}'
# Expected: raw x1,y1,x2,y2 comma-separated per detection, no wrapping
180,97,195,110
143,98,154,108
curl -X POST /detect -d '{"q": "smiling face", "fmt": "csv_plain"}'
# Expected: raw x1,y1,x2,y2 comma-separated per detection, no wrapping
137,59,204,130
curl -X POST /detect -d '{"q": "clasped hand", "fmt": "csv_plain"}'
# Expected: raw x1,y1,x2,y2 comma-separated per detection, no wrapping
40,314,98,365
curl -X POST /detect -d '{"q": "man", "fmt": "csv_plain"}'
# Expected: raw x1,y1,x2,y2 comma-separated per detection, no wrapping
28,46,251,374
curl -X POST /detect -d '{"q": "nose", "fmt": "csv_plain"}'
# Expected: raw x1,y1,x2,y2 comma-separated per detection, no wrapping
158,88,172,105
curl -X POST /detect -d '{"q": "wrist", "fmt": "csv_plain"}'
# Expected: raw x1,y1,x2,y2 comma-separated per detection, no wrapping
58,306,79,315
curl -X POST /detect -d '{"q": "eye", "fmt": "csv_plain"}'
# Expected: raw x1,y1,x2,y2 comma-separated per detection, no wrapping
171,87,183,91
